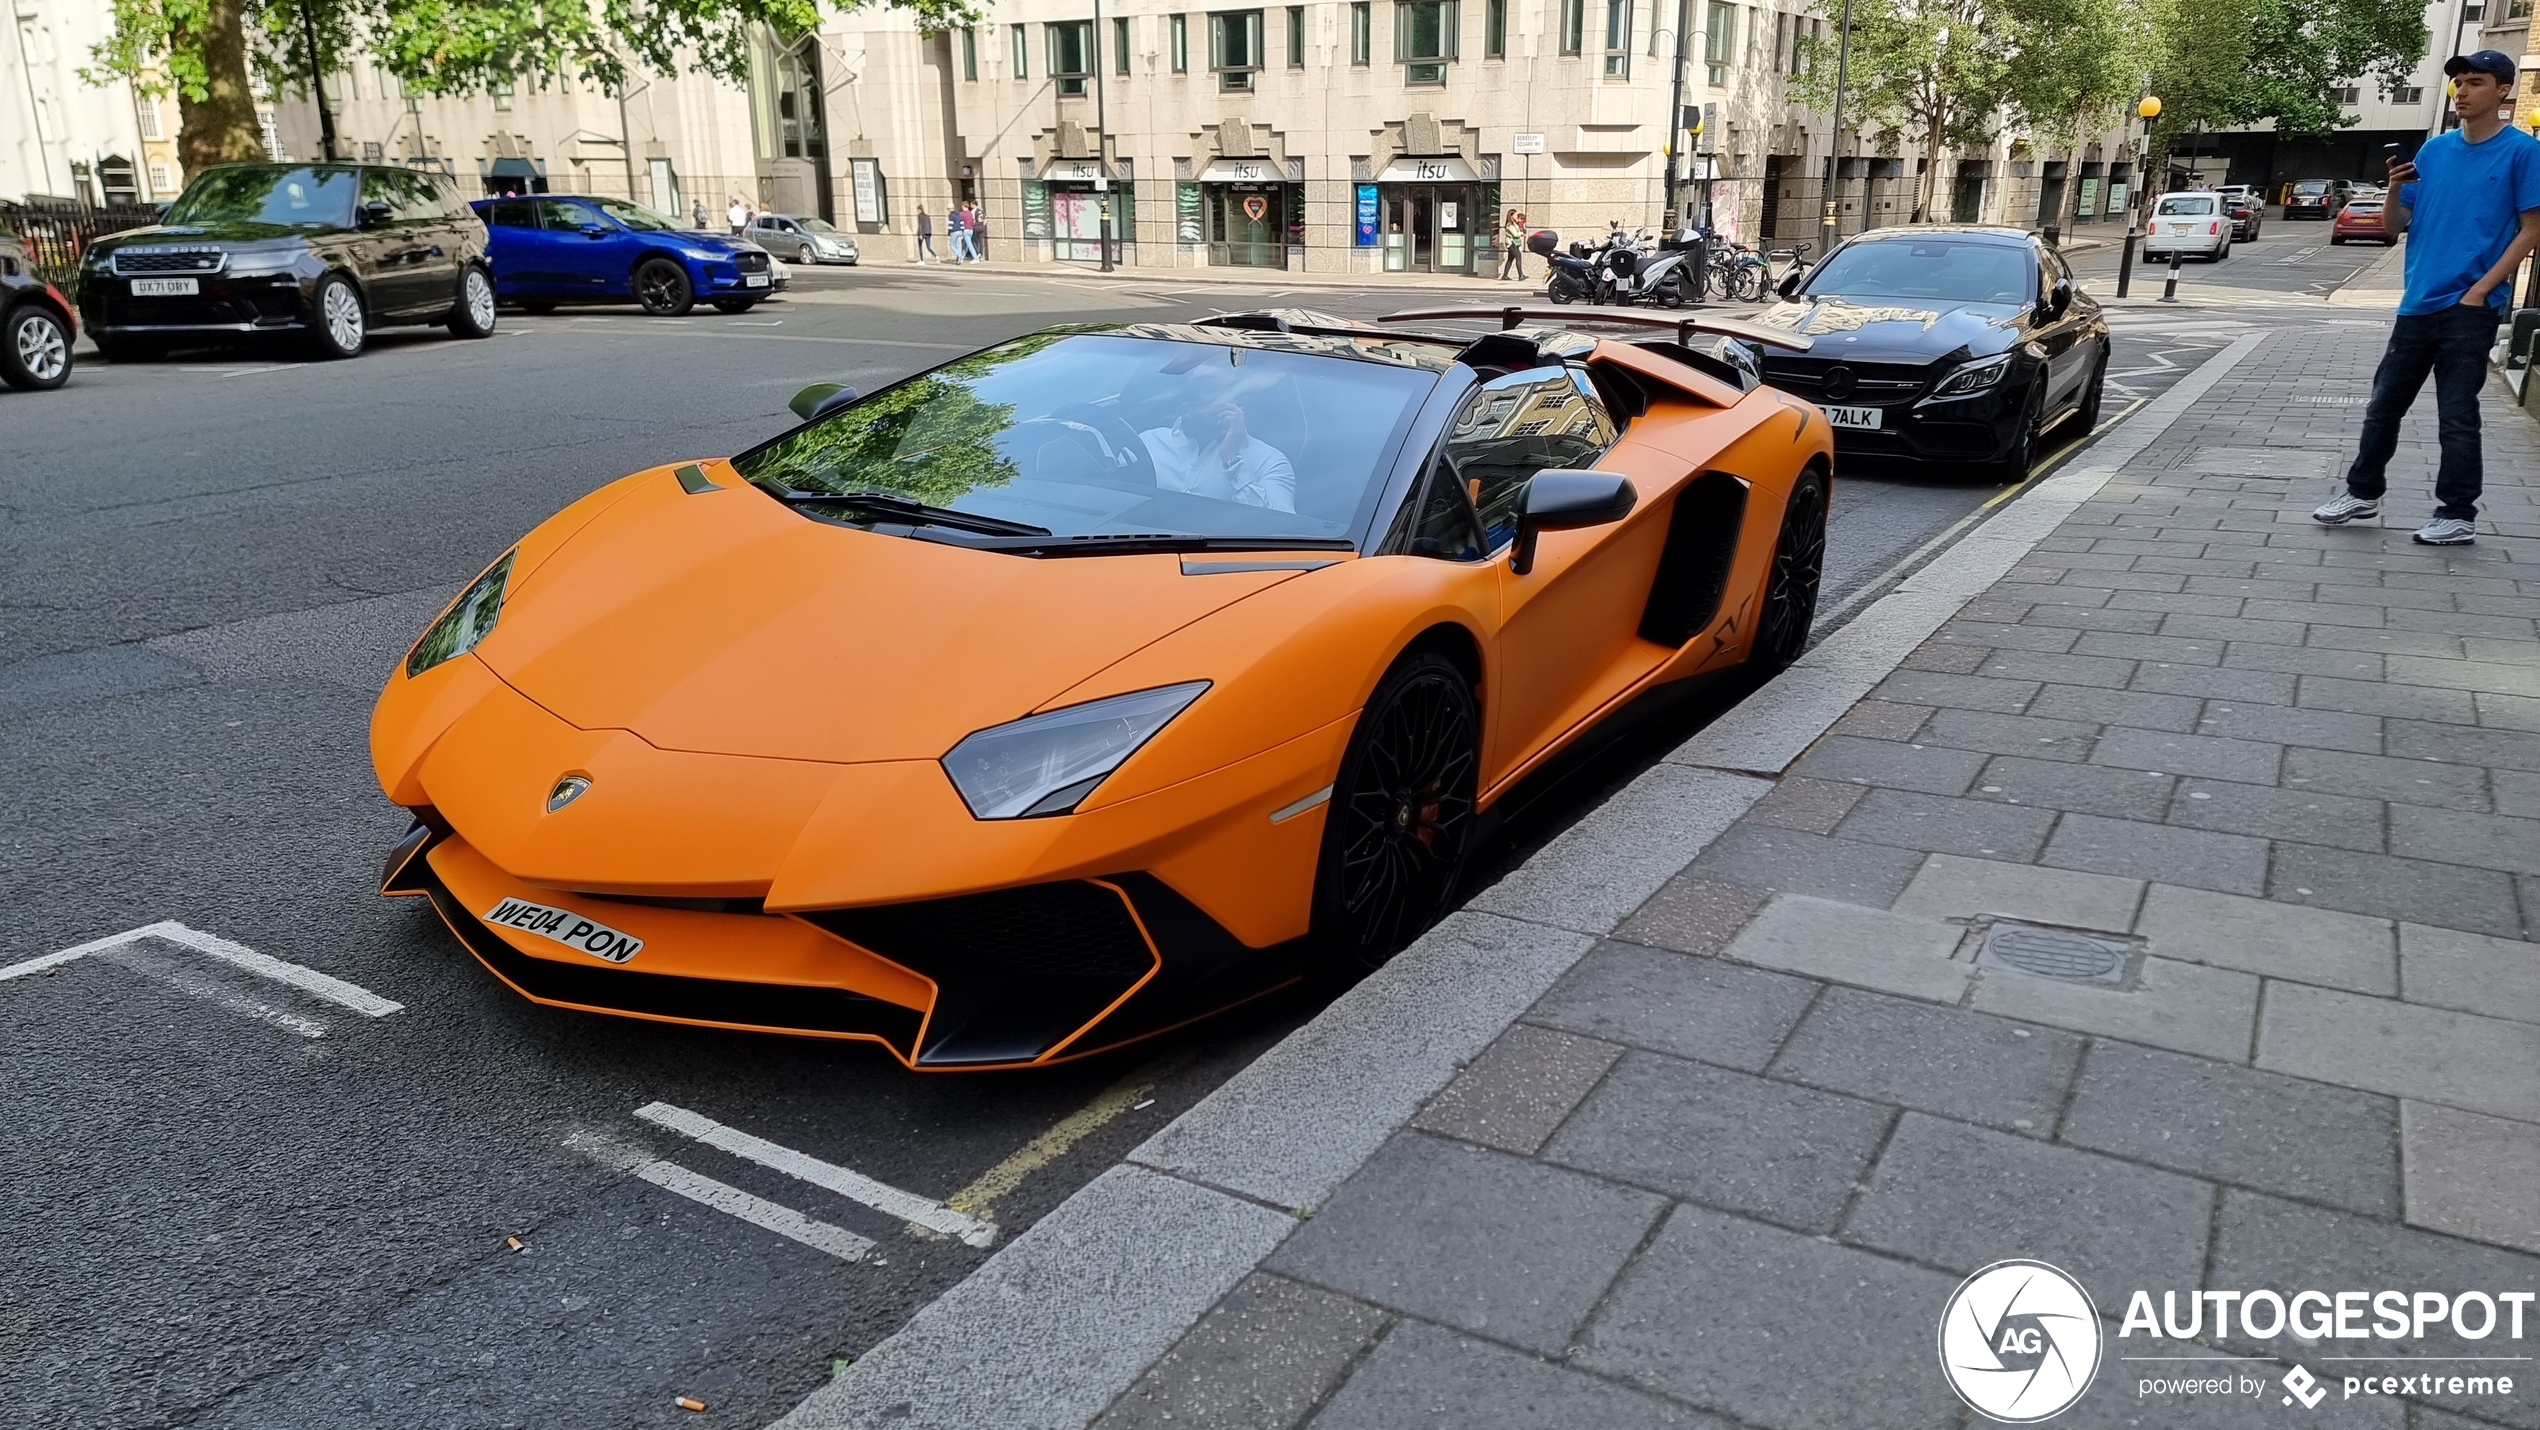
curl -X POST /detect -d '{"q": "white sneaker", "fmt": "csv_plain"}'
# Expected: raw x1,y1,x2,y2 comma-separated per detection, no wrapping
2412,517,2476,545
2311,493,2380,524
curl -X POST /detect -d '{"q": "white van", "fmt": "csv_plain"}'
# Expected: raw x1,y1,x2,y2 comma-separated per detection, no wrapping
2143,193,2231,262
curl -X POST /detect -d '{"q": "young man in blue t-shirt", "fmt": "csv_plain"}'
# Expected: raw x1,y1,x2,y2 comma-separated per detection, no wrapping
2313,51,2540,545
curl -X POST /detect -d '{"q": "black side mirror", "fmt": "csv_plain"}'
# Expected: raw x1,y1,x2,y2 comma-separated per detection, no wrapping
1777,268,1806,300
360,199,393,226
789,383,859,421
1510,470,1637,575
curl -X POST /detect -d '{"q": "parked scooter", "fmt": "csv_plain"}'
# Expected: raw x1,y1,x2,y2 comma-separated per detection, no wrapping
1610,227,1703,308
1534,230,1601,305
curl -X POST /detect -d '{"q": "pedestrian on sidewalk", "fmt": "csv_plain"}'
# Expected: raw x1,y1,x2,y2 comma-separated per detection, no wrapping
727,196,750,236
2313,49,2540,546
970,206,991,263
691,199,709,230
1499,209,1527,280
915,206,935,263
948,204,974,263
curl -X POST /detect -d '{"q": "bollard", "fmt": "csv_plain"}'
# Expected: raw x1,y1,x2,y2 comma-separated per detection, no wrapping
2160,248,2181,303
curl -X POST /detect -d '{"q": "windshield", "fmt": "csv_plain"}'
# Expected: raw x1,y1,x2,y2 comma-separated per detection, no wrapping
1802,239,2031,304
163,165,356,229
734,332,1441,547
2295,182,2331,194
800,218,841,234
2156,196,2217,215
588,197,681,231
2345,201,2382,212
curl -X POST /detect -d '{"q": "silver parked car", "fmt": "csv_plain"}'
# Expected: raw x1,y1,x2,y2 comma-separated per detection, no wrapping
2142,192,2231,262
744,213,859,266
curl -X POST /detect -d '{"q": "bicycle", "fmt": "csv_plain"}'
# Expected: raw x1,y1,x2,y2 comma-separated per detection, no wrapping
1757,241,1814,299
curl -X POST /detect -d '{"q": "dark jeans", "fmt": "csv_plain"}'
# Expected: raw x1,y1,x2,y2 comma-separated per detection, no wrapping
2343,303,2502,520
1500,245,1525,279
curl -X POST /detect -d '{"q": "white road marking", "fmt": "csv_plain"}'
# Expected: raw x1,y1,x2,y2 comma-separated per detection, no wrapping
565,1130,875,1261
2277,245,2324,264
98,943,334,1038
0,920,403,1016
635,1101,999,1248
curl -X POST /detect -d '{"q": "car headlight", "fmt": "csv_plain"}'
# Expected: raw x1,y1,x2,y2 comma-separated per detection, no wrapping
941,681,1210,819
405,550,515,678
1931,354,2014,396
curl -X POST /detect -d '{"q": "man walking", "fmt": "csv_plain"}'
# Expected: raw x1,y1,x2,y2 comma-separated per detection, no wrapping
915,205,935,263
727,195,751,236
2313,50,2540,545
947,203,972,263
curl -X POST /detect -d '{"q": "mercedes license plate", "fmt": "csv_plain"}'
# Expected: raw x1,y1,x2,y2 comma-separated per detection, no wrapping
482,897,644,963
744,274,770,288
130,277,199,296
1826,405,1882,430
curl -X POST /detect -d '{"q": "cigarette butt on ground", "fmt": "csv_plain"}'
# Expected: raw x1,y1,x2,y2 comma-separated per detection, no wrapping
504,1236,524,1252
676,1396,708,1412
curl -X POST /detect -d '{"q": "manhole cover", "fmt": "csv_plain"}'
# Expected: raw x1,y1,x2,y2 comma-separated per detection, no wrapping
1977,924,2129,984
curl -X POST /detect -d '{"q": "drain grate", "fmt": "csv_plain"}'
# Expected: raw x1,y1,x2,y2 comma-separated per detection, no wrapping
1977,923,2130,984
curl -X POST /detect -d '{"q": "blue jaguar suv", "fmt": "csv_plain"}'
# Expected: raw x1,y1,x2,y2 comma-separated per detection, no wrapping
469,195,784,315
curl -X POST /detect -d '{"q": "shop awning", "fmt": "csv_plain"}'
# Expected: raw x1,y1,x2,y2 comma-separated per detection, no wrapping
1040,158,1108,181
1196,159,1284,183
1376,155,1479,183
481,157,545,179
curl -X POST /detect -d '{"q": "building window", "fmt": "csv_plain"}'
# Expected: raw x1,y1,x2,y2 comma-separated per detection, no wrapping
148,161,173,191
491,79,514,110
1559,0,1584,54
1604,0,1631,75
2388,84,2424,104
1172,13,1190,70
2507,0,2529,21
1485,0,1507,56
1351,2,1372,61
1211,10,1264,89
1397,0,1457,83
1704,0,1730,84
1116,16,1132,71
136,98,163,140
963,26,978,78
1288,5,1305,64
1049,20,1093,94
1012,23,1030,76
2330,83,2359,105
2462,0,2483,17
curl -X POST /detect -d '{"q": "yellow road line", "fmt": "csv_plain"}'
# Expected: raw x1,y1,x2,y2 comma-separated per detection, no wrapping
942,1051,1194,1218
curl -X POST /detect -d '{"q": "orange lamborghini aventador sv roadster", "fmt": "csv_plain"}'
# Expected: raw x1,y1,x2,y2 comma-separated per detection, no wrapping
372,308,1827,1069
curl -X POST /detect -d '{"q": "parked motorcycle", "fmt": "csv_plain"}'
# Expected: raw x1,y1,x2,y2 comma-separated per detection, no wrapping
1536,231,1600,305
1600,226,1706,308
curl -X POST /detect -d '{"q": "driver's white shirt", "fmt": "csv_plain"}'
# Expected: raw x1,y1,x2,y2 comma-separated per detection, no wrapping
1139,428,1297,513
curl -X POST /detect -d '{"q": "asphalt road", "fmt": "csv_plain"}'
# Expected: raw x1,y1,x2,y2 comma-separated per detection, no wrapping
2061,209,2392,298
0,262,2258,1429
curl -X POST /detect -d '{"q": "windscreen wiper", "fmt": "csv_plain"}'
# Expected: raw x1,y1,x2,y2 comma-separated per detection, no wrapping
764,487,1052,537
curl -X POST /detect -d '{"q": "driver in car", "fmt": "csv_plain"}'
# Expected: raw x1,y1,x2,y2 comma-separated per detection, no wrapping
1140,398,1296,513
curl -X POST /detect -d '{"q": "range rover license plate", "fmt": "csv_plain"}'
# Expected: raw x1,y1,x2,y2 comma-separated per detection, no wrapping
131,277,199,296
1826,405,1882,430
744,274,770,288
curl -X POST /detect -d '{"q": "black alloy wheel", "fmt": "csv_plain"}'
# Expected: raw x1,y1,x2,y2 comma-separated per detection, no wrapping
634,258,696,316
1750,473,1827,673
1985,381,2046,484
1311,652,1480,966
2073,348,2108,432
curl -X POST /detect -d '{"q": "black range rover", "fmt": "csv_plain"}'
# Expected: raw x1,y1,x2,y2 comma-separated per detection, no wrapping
79,162,496,361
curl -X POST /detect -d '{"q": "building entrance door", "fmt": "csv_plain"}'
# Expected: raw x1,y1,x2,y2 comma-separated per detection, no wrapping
1206,183,1289,267
1380,185,1477,272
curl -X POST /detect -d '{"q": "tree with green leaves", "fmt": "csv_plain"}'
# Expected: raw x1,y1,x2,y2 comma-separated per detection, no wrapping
2136,0,2427,186
86,0,976,180
1792,0,2150,223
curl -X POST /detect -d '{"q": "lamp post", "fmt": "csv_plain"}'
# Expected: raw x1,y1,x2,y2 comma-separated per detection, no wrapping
2114,93,2159,298
1092,0,1115,272
1662,0,1693,229
1819,0,1855,250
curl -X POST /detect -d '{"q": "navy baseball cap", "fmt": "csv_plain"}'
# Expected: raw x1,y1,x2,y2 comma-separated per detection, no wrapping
2445,50,2516,83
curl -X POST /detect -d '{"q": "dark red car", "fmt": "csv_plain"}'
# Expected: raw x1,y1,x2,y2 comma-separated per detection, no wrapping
1,231,77,390
2332,198,2393,246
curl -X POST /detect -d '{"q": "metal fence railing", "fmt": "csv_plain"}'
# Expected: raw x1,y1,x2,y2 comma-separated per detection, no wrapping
1,200,166,286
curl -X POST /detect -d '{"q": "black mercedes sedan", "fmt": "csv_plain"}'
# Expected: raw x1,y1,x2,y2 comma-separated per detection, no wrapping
1752,226,2110,481
77,162,496,362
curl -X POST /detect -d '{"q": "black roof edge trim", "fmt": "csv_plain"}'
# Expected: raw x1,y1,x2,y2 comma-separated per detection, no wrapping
1377,306,1815,353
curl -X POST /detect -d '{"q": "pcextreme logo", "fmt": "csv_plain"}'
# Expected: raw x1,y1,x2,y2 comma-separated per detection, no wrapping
1938,1260,2104,1422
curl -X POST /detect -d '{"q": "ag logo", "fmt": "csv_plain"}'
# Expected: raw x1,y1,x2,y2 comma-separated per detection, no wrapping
1937,1259,2102,1422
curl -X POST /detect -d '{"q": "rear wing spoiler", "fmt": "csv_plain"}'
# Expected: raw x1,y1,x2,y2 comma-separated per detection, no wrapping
1377,307,1815,354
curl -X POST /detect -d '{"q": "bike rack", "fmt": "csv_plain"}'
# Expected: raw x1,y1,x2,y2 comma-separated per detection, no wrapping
1375,307,1816,353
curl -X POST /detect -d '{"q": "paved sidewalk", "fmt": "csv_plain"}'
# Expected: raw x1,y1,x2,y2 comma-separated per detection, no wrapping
776,316,2538,1430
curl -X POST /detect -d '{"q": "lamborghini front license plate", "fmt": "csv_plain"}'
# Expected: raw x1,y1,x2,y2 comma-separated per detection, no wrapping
483,897,644,963
1826,405,1882,430
131,277,199,296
